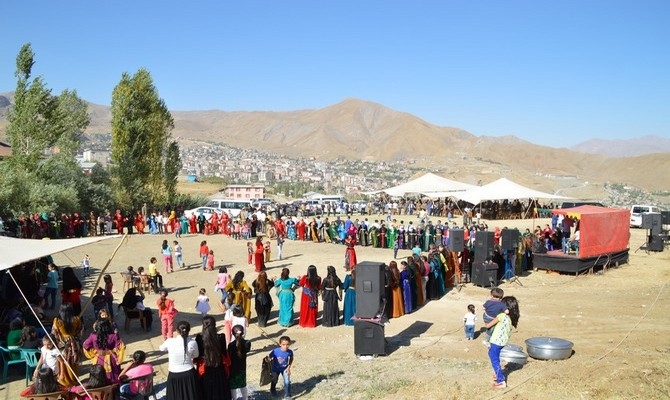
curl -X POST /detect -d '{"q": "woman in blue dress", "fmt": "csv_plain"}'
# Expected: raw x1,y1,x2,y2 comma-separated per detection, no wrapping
399,260,414,313
286,220,296,240
342,267,356,326
274,268,299,327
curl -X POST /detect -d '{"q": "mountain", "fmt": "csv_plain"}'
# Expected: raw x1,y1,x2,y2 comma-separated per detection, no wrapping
571,135,670,157
1,93,669,194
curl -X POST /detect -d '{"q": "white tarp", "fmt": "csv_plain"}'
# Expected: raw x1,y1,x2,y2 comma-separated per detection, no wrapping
453,177,569,205
365,172,476,196
0,235,120,270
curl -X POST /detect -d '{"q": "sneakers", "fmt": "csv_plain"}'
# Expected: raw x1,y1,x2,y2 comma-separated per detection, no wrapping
492,381,507,389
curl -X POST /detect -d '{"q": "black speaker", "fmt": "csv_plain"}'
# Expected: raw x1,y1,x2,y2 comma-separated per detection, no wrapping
641,213,661,232
661,211,670,226
354,320,386,355
449,229,464,251
471,262,498,287
501,229,520,251
648,234,664,252
474,231,495,262
355,261,385,318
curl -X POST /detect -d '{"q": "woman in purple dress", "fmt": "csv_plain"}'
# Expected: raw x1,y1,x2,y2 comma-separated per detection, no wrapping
399,261,413,313
82,319,125,382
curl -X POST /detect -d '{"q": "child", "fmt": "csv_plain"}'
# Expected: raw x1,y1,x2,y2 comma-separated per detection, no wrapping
207,249,215,271
242,221,250,240
91,288,107,320
233,220,241,240
482,287,507,346
277,234,285,260
19,326,40,349
148,257,163,293
231,305,248,338
119,350,153,399
156,289,177,340
200,240,209,271
464,304,476,340
81,254,91,277
174,240,185,269
269,335,293,399
44,263,59,310
215,267,231,312
228,324,251,400
485,296,520,388
103,274,115,319
34,337,60,380
264,241,272,263
246,242,253,266
223,297,235,344
195,288,211,316
93,308,119,333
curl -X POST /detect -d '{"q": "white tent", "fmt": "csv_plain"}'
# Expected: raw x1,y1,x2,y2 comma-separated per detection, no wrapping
453,177,569,205
0,235,120,271
366,172,475,197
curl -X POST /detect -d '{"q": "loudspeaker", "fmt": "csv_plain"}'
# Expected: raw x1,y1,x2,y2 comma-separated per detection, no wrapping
474,231,495,262
648,234,664,252
501,229,520,251
471,262,498,287
354,261,385,318
661,211,670,226
354,320,386,355
449,229,464,251
642,213,661,232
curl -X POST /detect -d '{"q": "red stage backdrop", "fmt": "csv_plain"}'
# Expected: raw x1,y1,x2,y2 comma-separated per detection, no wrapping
552,206,630,258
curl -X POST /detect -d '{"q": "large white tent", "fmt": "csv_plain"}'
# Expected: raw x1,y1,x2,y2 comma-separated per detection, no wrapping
453,177,569,205
0,235,120,271
366,172,475,197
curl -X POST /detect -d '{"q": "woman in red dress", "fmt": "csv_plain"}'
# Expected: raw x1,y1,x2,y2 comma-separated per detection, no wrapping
254,236,266,272
135,211,144,234
189,213,197,234
344,233,358,270
296,218,306,241
298,265,322,328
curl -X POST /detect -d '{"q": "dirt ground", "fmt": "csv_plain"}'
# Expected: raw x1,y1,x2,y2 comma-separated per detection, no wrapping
2,216,669,400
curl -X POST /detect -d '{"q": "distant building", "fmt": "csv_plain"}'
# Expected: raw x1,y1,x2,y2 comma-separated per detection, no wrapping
83,149,110,167
222,184,265,199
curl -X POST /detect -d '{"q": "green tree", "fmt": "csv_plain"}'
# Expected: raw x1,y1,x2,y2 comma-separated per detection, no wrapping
111,68,176,209
163,140,181,203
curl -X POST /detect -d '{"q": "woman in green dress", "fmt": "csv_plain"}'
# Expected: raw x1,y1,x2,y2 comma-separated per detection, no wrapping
274,268,299,327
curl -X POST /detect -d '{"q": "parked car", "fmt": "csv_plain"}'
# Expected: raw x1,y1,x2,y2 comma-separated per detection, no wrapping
630,204,661,228
184,207,223,221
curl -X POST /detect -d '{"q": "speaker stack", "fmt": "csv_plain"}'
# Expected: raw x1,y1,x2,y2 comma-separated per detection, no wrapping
643,213,664,252
474,231,495,262
471,261,498,287
353,261,386,356
448,229,465,252
500,228,520,251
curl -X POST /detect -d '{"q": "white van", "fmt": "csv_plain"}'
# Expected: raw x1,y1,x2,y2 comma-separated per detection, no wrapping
630,205,661,228
205,198,253,217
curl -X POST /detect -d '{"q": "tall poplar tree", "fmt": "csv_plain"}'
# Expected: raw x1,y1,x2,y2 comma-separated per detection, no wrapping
110,68,177,209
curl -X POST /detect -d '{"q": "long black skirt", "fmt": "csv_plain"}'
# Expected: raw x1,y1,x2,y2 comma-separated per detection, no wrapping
167,368,200,400
201,365,231,400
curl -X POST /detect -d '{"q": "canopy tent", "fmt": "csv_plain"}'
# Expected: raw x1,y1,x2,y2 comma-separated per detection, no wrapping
0,235,119,271
453,177,569,205
552,205,630,258
365,172,475,197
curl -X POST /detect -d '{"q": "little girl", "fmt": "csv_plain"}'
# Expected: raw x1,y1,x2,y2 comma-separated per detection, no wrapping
156,289,177,340
215,267,231,312
246,242,253,266
485,296,520,389
223,297,234,344
207,250,215,271
264,240,271,263
81,254,91,277
463,304,476,340
241,223,250,240
231,305,248,339
233,221,241,240
195,288,211,316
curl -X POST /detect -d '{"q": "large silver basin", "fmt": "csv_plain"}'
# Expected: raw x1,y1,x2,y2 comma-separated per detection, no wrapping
500,343,528,365
525,337,574,360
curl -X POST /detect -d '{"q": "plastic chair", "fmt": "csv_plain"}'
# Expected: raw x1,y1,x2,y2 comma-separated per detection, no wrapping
122,307,147,333
77,383,118,400
0,345,26,382
22,348,41,386
120,272,135,292
19,388,72,400
139,274,152,292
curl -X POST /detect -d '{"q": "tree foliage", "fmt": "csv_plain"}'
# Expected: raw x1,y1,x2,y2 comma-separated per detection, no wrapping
111,68,178,210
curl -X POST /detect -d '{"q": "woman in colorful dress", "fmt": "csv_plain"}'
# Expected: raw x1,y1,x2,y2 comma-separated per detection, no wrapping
342,266,356,326
252,271,274,328
225,271,252,320
274,268,299,327
254,236,266,272
82,318,125,383
321,266,342,327
389,261,404,318
399,261,413,314
298,265,322,328
344,233,358,270
195,315,231,400
51,302,83,387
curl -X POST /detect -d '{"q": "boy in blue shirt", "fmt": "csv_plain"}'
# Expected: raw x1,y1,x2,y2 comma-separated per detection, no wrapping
269,335,293,399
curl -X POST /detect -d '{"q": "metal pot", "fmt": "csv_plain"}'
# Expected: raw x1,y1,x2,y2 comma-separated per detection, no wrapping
525,337,574,360
500,343,528,365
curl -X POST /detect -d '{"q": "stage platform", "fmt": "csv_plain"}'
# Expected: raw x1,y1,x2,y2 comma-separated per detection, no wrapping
533,249,629,274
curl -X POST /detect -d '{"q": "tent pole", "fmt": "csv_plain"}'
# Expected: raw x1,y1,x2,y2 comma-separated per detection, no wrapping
80,234,128,317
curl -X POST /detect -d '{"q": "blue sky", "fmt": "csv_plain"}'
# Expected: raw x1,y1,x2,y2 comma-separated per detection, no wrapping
1,1,668,147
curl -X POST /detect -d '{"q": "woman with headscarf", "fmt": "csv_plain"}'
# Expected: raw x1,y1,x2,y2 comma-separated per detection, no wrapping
389,261,404,318
82,318,125,382
118,288,153,332
321,266,343,327
274,268,299,327
225,271,252,320
61,267,83,317
252,271,274,327
399,261,414,314
298,265,322,328
195,316,231,400
160,320,200,399
51,302,83,386
254,236,265,272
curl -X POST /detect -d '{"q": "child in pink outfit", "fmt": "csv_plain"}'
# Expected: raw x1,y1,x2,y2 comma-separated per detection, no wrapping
207,250,215,271
156,289,177,340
